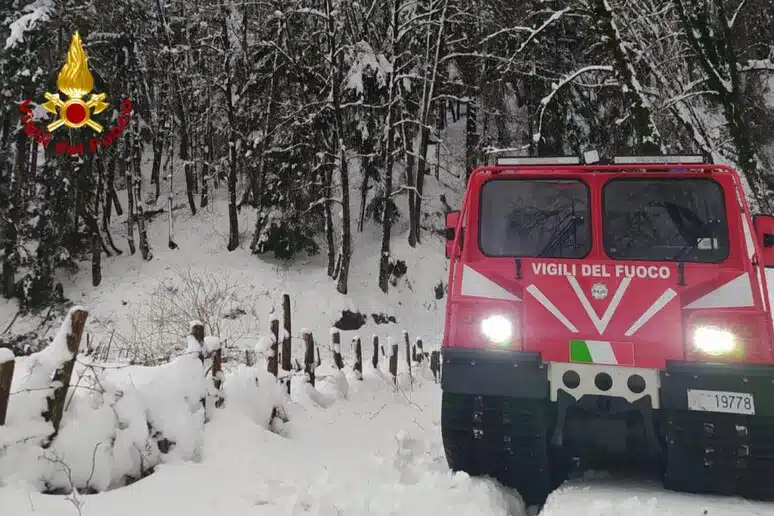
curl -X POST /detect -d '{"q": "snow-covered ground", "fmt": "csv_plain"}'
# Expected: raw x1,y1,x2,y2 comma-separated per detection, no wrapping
4,349,774,516
4,117,774,515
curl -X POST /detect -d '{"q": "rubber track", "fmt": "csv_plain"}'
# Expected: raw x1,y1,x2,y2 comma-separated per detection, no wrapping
663,409,774,500
441,392,558,506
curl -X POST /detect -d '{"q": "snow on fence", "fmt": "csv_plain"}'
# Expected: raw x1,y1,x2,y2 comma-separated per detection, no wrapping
250,294,442,394
0,295,442,494
0,307,283,494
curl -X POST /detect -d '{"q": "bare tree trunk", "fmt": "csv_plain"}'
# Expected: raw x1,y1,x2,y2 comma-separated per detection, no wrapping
248,21,283,250
406,125,417,247
325,0,352,294
222,9,240,251
465,100,478,181
324,162,336,276
105,151,122,222
357,148,372,232
200,78,212,209
133,117,152,260
91,154,103,286
2,123,26,298
97,154,122,255
592,0,662,153
150,135,163,203
123,138,136,255
378,0,401,293
412,0,448,243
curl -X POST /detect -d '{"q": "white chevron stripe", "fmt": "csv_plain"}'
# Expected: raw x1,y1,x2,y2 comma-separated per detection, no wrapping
460,265,520,301
567,276,631,335
625,288,677,336
526,284,579,333
684,273,754,309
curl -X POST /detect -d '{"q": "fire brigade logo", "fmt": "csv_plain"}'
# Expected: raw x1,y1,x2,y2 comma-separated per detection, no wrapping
590,283,608,300
19,30,133,156
42,31,109,132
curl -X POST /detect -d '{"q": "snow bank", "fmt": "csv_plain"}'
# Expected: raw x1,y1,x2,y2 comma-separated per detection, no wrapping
0,312,285,494
0,306,436,499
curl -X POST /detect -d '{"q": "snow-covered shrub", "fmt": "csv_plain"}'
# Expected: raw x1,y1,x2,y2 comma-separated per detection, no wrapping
0,347,210,492
116,267,260,364
0,308,225,493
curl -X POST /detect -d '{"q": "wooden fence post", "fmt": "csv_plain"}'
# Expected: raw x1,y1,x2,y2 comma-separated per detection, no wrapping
189,322,208,413
303,331,316,386
191,321,205,359
430,350,441,382
281,295,292,394
331,329,344,369
202,334,224,409
403,330,412,384
416,338,424,363
354,337,362,378
209,339,223,391
0,349,15,426
388,338,398,383
281,294,292,373
268,318,279,377
371,335,379,369
44,307,89,444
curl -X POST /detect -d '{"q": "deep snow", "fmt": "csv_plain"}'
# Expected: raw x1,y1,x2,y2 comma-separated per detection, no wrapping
4,361,774,516
3,110,774,516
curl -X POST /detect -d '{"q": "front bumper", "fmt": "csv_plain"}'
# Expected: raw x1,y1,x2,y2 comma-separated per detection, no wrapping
661,360,774,417
441,348,548,399
442,348,774,417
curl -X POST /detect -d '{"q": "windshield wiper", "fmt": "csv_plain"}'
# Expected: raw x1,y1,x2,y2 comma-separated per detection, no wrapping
537,215,582,257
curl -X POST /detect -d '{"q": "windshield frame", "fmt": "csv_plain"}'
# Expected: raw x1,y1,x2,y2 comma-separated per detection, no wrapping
476,176,593,259
601,176,730,264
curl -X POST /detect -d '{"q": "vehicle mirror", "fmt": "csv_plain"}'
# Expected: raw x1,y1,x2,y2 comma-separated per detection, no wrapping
445,210,461,259
752,214,774,267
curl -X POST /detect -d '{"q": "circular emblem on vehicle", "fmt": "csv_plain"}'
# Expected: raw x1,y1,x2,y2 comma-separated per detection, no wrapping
590,283,608,300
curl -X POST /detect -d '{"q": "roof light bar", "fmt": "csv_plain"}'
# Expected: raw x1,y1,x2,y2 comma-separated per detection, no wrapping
612,155,706,165
496,156,581,166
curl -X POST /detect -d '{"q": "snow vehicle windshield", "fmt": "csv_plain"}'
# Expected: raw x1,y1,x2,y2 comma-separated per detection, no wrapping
478,178,590,258
603,178,729,263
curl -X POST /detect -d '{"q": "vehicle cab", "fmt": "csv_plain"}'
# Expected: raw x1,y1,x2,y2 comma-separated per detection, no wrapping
440,154,774,503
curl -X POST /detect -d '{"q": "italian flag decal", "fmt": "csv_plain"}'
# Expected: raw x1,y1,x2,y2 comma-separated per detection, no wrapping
569,339,634,366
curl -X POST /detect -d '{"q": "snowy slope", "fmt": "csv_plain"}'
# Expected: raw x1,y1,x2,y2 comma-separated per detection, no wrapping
0,119,468,365
5,115,774,515
4,365,774,516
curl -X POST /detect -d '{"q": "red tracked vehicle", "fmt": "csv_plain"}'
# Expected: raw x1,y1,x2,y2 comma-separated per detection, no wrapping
440,154,774,505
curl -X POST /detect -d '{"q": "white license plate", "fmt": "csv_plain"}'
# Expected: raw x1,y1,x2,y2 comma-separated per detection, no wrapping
686,389,755,415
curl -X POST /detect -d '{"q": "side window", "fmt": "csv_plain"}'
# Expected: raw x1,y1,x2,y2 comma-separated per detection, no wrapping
478,179,591,258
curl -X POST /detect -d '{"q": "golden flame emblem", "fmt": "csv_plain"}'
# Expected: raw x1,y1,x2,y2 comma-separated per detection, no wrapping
42,31,109,132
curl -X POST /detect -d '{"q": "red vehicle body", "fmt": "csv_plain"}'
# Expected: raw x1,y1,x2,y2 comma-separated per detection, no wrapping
440,156,774,506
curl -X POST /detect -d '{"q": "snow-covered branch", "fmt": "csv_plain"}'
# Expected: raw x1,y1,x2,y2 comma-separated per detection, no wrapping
533,65,614,143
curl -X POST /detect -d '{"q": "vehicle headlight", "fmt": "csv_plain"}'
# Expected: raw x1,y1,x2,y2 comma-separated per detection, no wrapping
693,326,736,355
481,315,513,345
